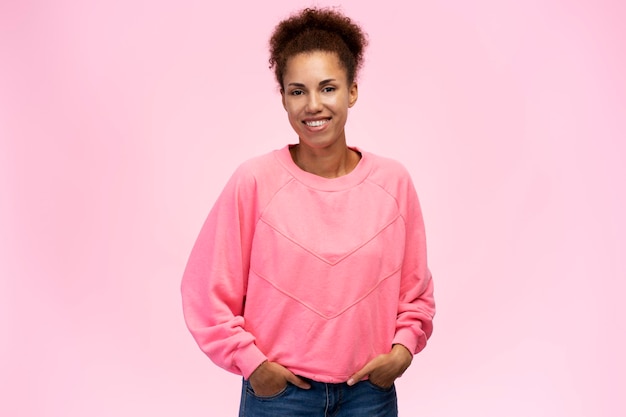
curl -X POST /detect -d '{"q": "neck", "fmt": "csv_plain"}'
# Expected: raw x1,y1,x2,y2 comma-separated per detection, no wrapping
290,142,360,178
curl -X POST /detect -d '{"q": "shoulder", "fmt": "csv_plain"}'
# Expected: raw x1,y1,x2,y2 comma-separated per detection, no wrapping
222,147,293,202
228,148,286,182
361,151,423,215
362,151,415,187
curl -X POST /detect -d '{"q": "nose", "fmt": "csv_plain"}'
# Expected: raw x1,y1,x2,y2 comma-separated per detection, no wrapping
305,92,323,113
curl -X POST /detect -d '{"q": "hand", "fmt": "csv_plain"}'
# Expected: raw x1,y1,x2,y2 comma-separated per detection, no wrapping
347,344,413,388
248,361,311,396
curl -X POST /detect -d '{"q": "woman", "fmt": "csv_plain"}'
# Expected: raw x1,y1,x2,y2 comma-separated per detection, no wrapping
182,7,435,416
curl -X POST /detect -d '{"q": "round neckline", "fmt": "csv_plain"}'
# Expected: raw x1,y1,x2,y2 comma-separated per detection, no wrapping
275,144,372,191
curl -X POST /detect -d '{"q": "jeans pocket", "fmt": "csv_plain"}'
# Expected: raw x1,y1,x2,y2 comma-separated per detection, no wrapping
245,380,290,400
364,379,395,392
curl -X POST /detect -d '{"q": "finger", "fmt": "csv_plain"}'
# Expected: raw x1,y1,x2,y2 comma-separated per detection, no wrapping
347,362,375,386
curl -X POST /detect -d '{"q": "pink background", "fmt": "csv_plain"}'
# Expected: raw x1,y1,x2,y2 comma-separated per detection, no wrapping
2,0,625,416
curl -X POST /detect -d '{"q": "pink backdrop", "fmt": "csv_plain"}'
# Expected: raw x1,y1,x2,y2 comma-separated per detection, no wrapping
2,0,625,416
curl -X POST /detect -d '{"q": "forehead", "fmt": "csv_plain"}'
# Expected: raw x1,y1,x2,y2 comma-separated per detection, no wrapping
283,51,348,83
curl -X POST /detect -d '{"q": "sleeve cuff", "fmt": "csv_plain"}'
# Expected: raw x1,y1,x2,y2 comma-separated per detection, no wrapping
392,327,427,355
234,342,268,379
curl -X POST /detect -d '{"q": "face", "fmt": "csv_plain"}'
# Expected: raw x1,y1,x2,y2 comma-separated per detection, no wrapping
281,51,358,151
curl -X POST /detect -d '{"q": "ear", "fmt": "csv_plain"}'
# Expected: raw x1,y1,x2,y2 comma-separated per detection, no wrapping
281,88,287,110
348,82,358,108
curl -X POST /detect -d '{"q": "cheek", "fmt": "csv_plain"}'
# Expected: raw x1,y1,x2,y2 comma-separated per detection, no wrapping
286,108,301,126
286,108,299,122
284,101,300,115
331,95,350,110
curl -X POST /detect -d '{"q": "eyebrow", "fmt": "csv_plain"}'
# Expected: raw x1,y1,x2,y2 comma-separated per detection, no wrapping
287,79,337,88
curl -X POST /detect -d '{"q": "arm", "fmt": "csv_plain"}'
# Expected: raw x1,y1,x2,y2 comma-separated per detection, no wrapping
349,172,435,386
391,176,435,355
180,167,267,379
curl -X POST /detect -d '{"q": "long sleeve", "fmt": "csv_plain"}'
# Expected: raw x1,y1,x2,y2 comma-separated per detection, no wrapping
181,166,267,378
391,173,435,355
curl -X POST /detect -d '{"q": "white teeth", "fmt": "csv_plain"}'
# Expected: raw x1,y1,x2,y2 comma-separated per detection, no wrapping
305,119,328,127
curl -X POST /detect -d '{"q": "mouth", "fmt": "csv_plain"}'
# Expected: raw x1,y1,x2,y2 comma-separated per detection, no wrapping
303,118,330,127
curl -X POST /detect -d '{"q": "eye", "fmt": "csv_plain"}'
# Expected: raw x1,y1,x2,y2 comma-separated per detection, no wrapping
290,89,304,96
322,86,336,93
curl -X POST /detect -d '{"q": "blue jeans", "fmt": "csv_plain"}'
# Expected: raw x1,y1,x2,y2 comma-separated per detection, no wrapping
238,377,398,417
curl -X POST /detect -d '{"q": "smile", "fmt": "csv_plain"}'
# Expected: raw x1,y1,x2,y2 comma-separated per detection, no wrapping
304,119,330,127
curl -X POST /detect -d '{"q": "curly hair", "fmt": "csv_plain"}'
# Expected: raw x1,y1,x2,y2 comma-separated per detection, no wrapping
269,7,368,89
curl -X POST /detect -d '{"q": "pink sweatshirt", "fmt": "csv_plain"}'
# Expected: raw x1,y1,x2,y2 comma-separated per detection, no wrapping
181,145,435,383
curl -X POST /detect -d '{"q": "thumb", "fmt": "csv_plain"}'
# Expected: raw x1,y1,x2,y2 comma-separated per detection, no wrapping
286,372,311,390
